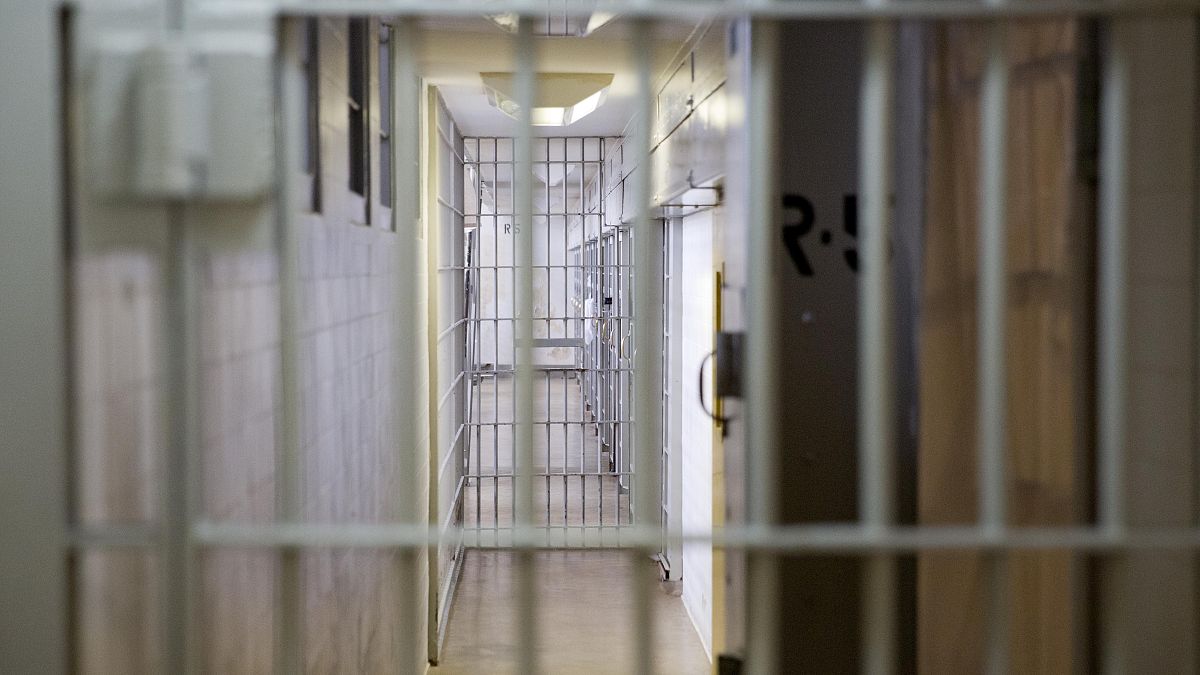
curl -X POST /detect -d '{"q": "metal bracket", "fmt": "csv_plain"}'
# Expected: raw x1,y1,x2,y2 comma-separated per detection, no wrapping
84,23,274,201
656,175,724,213
714,331,744,399
717,653,744,675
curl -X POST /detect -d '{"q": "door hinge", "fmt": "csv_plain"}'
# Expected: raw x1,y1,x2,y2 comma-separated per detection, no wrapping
85,24,274,201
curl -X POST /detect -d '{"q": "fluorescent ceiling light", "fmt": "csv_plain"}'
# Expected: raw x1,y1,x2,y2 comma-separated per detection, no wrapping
531,107,569,126
569,88,605,123
486,11,618,37
481,72,613,127
584,12,617,35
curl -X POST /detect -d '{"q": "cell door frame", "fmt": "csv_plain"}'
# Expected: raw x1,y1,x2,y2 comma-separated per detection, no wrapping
660,215,685,578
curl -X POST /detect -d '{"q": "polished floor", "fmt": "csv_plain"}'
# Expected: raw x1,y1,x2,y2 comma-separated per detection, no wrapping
433,550,711,674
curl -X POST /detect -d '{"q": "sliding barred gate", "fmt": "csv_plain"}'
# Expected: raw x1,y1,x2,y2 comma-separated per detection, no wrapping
458,136,643,547
19,1,1200,674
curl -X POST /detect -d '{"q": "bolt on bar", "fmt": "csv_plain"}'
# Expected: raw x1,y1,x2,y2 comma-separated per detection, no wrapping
512,15,539,675
1098,18,1132,675
392,17,425,675
977,19,1010,675
744,17,782,675
858,17,897,675
629,17,661,675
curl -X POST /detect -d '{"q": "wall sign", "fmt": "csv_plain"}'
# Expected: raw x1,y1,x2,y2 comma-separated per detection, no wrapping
782,193,859,276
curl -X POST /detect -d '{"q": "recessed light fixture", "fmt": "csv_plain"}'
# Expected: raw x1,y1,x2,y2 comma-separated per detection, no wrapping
487,11,617,37
481,72,614,127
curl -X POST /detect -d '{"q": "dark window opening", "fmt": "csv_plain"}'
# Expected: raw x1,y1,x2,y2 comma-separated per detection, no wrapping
378,23,393,211
348,17,369,204
302,17,321,212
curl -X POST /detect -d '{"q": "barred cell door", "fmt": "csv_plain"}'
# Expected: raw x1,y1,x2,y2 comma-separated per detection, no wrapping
461,136,641,548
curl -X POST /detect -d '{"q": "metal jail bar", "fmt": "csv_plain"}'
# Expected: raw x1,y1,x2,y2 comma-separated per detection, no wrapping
857,18,897,675
977,19,1011,675
512,22,537,670
45,2,1200,675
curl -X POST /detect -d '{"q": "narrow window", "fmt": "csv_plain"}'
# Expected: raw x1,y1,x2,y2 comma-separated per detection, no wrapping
347,17,369,204
378,23,393,212
301,17,321,212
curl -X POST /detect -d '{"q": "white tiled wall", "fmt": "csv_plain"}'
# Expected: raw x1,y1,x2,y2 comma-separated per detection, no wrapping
71,17,429,674
73,252,164,674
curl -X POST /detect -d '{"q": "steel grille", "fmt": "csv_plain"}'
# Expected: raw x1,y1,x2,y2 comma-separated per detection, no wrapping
48,1,1200,674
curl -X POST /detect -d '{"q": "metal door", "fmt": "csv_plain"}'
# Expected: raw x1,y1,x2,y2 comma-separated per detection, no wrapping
461,136,635,547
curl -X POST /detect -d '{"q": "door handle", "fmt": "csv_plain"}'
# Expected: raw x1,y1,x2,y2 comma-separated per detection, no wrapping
698,351,731,426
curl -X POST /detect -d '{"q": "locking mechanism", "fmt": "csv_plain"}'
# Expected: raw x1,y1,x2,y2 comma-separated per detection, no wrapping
714,331,744,399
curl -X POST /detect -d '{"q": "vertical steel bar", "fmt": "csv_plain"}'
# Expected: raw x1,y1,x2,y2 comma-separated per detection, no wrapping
599,233,606,533
1098,18,1132,675
563,170,570,533
513,15,539,675
547,143,554,369
0,4,66,670
273,19,304,675
163,11,200,661
858,18,897,675
392,16,425,673
630,18,661,675
585,153,595,535
743,18,782,675
978,19,1010,675
493,141,500,536
510,148,519,535
163,211,198,675
1098,18,1131,550
475,152,485,533
978,21,1009,542
597,141,605,544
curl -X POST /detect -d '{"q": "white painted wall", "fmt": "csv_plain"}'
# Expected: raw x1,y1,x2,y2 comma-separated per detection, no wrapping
677,209,715,658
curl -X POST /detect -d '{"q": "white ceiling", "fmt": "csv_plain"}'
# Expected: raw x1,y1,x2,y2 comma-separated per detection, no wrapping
417,16,698,138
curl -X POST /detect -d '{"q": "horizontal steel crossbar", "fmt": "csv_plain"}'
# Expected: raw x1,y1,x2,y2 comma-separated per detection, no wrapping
70,522,1200,553
263,0,1200,20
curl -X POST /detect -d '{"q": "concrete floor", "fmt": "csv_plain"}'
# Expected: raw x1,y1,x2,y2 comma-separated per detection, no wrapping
433,550,711,674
